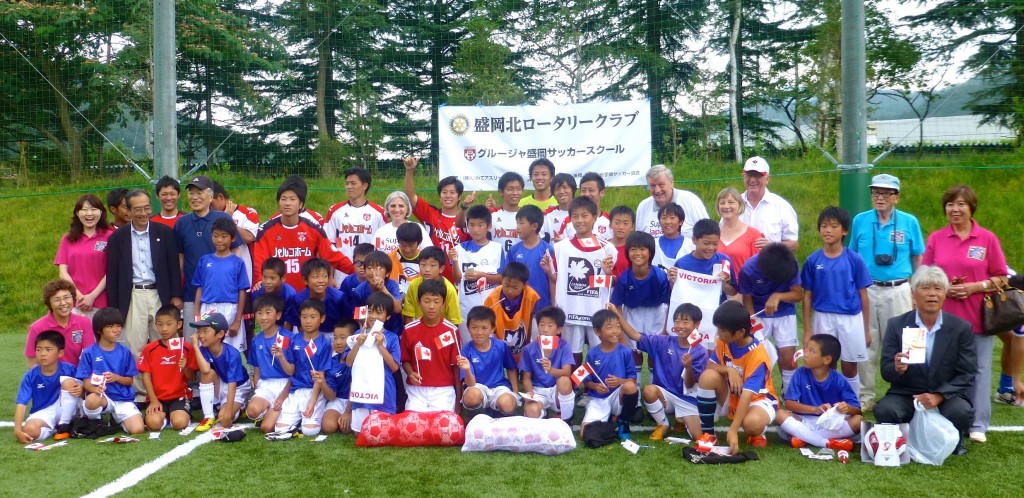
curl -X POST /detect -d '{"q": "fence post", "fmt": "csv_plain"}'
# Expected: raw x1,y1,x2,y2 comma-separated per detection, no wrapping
838,0,870,216
153,0,178,182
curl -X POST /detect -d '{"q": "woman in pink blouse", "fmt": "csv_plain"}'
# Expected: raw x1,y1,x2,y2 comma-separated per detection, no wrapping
922,184,1008,443
54,194,112,317
717,186,763,287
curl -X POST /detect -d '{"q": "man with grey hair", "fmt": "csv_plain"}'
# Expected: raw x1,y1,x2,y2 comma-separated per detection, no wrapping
635,165,709,239
876,265,976,456
847,173,925,410
740,156,798,252
174,175,242,333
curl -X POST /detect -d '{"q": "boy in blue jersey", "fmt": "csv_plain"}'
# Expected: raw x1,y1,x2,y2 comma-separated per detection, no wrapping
776,334,860,452
323,320,357,434
612,303,709,440
246,295,293,433
519,306,575,421
274,299,334,436
192,218,250,352
287,258,354,335
345,292,401,432
738,243,804,394
350,251,404,335
611,231,671,366
502,205,556,310
78,307,144,434
190,312,252,432
670,219,738,302
801,206,872,398
458,306,519,416
579,309,639,439
15,331,82,443
251,257,297,332
340,243,375,294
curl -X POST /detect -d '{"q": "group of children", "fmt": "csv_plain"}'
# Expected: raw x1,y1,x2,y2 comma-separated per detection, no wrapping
17,164,875,457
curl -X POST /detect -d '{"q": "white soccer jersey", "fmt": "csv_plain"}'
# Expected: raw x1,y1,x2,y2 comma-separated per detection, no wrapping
542,206,569,242
231,204,260,286
558,212,612,242
489,208,520,255
552,237,617,326
372,222,432,254
455,241,504,320
325,200,387,281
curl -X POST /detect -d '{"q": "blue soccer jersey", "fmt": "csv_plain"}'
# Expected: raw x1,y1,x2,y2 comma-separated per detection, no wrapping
674,252,737,303
350,279,404,337
583,343,637,399
192,253,250,304
801,248,873,314
248,329,293,380
738,253,801,317
461,338,516,390
785,367,860,413
518,339,573,389
638,335,708,403
252,283,297,328
17,362,76,413
76,343,138,402
327,352,353,401
501,239,555,310
347,328,400,413
199,343,249,386
286,332,334,391
286,287,354,334
610,266,671,309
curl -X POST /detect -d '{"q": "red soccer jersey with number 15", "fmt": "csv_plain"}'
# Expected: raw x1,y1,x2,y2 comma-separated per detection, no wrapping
252,217,355,291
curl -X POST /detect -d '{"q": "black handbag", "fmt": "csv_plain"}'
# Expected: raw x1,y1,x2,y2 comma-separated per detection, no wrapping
982,279,1024,335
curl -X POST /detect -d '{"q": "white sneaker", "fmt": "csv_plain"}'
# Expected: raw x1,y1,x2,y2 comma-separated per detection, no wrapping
969,431,987,443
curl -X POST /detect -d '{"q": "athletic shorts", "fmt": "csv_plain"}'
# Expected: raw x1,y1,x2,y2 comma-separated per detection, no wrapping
252,378,290,405
99,395,142,424
277,387,327,428
405,385,456,412
582,387,624,425
201,303,243,352
464,385,516,411
715,397,776,422
325,398,349,414
654,385,698,418
214,379,252,417
761,314,798,348
812,312,868,362
527,386,558,411
26,402,60,441
562,324,588,354
160,398,190,415
621,305,669,347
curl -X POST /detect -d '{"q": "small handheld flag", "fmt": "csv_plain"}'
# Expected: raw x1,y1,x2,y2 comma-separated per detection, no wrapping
589,274,613,288
687,331,702,346
539,335,558,351
793,349,805,363
90,372,106,388
271,334,289,366
476,277,488,292
167,337,182,351
416,346,432,361
570,362,600,387
305,341,318,369
721,259,731,276
354,306,368,320
750,316,764,335
580,236,599,248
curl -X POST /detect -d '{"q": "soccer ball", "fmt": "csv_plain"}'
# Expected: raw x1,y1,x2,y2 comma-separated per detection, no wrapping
399,411,431,444
360,412,396,446
431,411,465,446
864,426,907,460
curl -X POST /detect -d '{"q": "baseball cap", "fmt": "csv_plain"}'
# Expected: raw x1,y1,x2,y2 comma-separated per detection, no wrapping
869,174,901,192
191,312,229,332
186,175,215,191
742,156,769,175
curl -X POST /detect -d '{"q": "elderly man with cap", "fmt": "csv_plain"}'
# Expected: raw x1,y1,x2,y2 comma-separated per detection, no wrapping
847,173,925,410
175,175,243,334
739,156,798,252
635,164,710,239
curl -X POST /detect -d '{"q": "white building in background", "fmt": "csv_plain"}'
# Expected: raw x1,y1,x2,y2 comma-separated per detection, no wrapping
865,115,1015,145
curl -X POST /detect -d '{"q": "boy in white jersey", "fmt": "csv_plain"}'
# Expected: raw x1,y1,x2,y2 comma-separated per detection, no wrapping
451,205,503,345
558,172,612,241
324,167,387,281
488,171,524,254
542,173,576,243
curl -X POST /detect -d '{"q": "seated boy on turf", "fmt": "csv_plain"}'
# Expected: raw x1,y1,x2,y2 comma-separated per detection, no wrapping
776,334,860,451
287,258,353,335
611,231,671,365
274,299,333,436
695,301,779,453
14,331,82,443
502,205,556,310
519,306,575,421
457,306,519,416
139,305,197,431
252,257,297,332
483,262,541,360
452,205,502,342
246,295,293,433
611,303,708,440
192,218,250,351
340,243,376,294
78,307,144,434
389,222,426,296
345,292,401,432
401,280,461,412
350,250,404,335
402,247,462,325
322,320,356,434
190,312,253,432
579,309,639,439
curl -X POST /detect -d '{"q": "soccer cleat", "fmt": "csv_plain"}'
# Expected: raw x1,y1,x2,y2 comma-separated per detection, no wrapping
674,420,686,434
53,424,72,441
650,425,669,441
789,437,808,449
827,438,854,452
969,431,986,443
695,432,717,452
617,420,632,440
196,418,216,433
265,431,293,441
996,391,1016,405
747,434,768,447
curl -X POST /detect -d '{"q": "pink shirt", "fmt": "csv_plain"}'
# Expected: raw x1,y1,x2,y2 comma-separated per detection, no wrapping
922,220,1008,333
25,312,95,366
54,229,112,308
719,225,763,286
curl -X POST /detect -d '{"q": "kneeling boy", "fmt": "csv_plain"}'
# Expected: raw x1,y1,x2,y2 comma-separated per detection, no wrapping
139,306,198,431
275,299,333,436
246,295,293,433
78,308,144,434
401,280,461,411
322,320,356,434
519,306,575,421
458,306,519,416
15,331,82,442
191,312,253,432
345,293,401,432
579,309,638,439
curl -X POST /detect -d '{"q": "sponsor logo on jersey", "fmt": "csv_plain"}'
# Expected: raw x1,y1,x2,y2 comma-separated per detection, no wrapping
566,256,599,298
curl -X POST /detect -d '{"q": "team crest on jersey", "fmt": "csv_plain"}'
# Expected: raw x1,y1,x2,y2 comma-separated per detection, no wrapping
94,241,107,252
889,230,905,243
461,263,482,296
363,213,371,221
298,231,307,242
967,246,986,261
504,324,527,356
72,330,83,343
464,147,477,161
566,256,598,298
598,226,607,234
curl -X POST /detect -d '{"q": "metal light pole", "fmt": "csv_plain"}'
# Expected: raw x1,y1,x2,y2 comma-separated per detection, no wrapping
839,0,870,215
153,0,178,181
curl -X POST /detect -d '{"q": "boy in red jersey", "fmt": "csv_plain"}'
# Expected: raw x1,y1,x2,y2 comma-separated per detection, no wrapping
400,279,461,412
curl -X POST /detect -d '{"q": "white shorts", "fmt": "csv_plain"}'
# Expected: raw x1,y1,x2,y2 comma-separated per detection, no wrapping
26,403,61,441
812,312,868,362
405,385,456,412
654,386,698,418
562,324,588,354
201,303,243,352
351,407,371,433
326,398,349,414
714,397,776,421
278,388,327,428
99,395,143,424
252,378,290,405
463,385,517,411
761,314,798,348
528,386,558,411
215,379,252,411
621,305,669,346
582,387,624,425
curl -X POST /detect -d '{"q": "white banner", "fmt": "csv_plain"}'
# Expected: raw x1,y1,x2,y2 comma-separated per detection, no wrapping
438,101,651,191
349,335,385,405
669,267,725,348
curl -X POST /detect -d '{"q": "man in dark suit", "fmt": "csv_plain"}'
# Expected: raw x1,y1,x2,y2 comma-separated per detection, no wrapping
107,189,183,399
876,265,977,455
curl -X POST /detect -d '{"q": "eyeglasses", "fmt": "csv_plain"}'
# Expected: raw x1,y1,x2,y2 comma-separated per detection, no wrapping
353,261,365,268
870,190,898,199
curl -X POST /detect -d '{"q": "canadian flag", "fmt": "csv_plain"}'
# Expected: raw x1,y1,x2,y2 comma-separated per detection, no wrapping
90,372,106,387
434,330,457,349
167,337,183,351
305,341,318,359
275,334,289,350
570,362,597,387
793,349,805,363
579,236,599,248
375,237,383,249
354,306,368,320
590,274,613,288
539,335,559,351
416,346,432,361
687,331,702,346
750,316,764,335
721,259,731,277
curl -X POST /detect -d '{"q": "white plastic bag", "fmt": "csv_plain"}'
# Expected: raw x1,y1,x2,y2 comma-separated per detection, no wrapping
815,406,846,431
907,400,958,466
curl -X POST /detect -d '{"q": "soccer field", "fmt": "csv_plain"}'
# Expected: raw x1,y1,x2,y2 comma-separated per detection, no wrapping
1,333,1022,497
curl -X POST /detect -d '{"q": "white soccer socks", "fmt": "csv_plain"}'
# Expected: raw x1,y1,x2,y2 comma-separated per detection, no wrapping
558,392,576,421
645,400,669,426
199,383,215,419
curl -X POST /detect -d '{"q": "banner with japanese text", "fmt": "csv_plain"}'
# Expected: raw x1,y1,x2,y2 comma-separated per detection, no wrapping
438,101,651,191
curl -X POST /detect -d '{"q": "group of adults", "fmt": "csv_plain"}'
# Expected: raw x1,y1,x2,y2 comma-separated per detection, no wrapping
27,156,1021,445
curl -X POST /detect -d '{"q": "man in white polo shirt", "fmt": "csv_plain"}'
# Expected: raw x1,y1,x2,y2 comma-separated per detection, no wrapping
635,164,709,239
739,156,798,252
